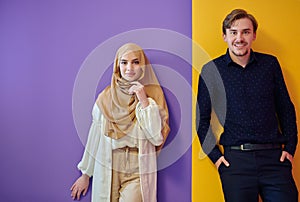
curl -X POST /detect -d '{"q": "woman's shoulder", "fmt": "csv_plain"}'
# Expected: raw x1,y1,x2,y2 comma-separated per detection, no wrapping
92,102,106,122
95,86,111,107
97,86,111,98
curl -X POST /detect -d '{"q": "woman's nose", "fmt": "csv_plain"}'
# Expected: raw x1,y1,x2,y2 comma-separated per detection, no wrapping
126,63,133,70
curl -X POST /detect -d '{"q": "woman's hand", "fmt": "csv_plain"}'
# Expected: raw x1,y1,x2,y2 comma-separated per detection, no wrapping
70,174,90,200
129,81,149,108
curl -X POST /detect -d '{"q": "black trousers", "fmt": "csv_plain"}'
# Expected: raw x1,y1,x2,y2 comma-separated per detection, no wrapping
218,148,298,202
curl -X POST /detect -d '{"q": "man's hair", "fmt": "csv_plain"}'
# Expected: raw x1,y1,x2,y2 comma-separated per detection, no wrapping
222,9,258,34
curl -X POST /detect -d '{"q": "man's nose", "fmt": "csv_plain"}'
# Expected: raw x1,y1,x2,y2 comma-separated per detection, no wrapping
236,32,244,40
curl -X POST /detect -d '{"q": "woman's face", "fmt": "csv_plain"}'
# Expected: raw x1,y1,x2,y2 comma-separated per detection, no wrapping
119,51,143,82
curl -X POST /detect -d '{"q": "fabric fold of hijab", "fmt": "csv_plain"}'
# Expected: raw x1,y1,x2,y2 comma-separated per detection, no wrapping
96,43,170,151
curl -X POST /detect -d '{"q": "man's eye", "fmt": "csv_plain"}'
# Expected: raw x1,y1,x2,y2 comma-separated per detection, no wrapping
230,31,237,35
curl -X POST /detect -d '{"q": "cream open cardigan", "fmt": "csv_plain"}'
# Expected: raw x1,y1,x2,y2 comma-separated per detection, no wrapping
77,98,163,202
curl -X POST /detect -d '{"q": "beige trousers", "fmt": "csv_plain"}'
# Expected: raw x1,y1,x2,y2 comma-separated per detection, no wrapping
111,147,142,202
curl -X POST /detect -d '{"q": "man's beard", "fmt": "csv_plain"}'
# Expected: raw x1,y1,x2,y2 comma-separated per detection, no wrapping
231,49,248,57
231,41,249,57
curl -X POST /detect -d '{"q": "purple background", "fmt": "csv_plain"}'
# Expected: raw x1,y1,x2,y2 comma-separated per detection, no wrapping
0,1,192,201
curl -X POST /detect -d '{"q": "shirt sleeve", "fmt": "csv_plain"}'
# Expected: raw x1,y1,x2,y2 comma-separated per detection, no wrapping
196,64,223,163
77,103,102,177
135,97,164,146
273,58,298,155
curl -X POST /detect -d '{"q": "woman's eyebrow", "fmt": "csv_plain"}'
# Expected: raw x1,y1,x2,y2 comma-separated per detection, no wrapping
120,58,139,62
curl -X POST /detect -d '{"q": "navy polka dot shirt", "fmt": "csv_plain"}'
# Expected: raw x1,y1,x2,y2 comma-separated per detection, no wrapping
196,49,297,163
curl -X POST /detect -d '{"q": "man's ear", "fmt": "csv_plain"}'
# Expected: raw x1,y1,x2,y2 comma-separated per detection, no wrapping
253,32,257,41
222,33,227,42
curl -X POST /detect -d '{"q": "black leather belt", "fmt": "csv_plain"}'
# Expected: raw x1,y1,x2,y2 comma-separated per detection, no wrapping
229,143,282,151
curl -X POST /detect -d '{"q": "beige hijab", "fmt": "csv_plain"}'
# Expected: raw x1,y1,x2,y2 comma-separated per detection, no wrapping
96,43,170,151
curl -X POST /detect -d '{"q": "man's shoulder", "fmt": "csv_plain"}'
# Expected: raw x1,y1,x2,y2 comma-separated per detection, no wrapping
204,54,227,68
200,54,226,77
253,51,277,61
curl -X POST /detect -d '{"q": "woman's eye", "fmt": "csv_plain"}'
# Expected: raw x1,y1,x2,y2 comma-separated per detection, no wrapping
134,61,140,64
120,61,127,65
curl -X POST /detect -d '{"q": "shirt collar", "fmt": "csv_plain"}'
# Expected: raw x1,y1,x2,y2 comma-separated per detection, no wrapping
225,49,257,67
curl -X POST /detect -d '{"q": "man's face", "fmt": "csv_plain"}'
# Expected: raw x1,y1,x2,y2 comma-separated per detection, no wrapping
223,18,256,59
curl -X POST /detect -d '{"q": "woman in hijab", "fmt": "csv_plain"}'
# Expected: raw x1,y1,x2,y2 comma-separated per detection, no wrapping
71,43,170,202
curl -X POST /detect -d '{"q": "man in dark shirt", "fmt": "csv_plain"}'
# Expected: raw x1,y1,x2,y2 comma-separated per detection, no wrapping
197,9,298,202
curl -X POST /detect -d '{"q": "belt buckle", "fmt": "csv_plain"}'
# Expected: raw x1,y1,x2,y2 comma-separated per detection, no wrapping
240,144,251,151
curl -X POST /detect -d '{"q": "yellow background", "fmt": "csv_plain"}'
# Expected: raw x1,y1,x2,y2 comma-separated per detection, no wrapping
192,0,300,201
